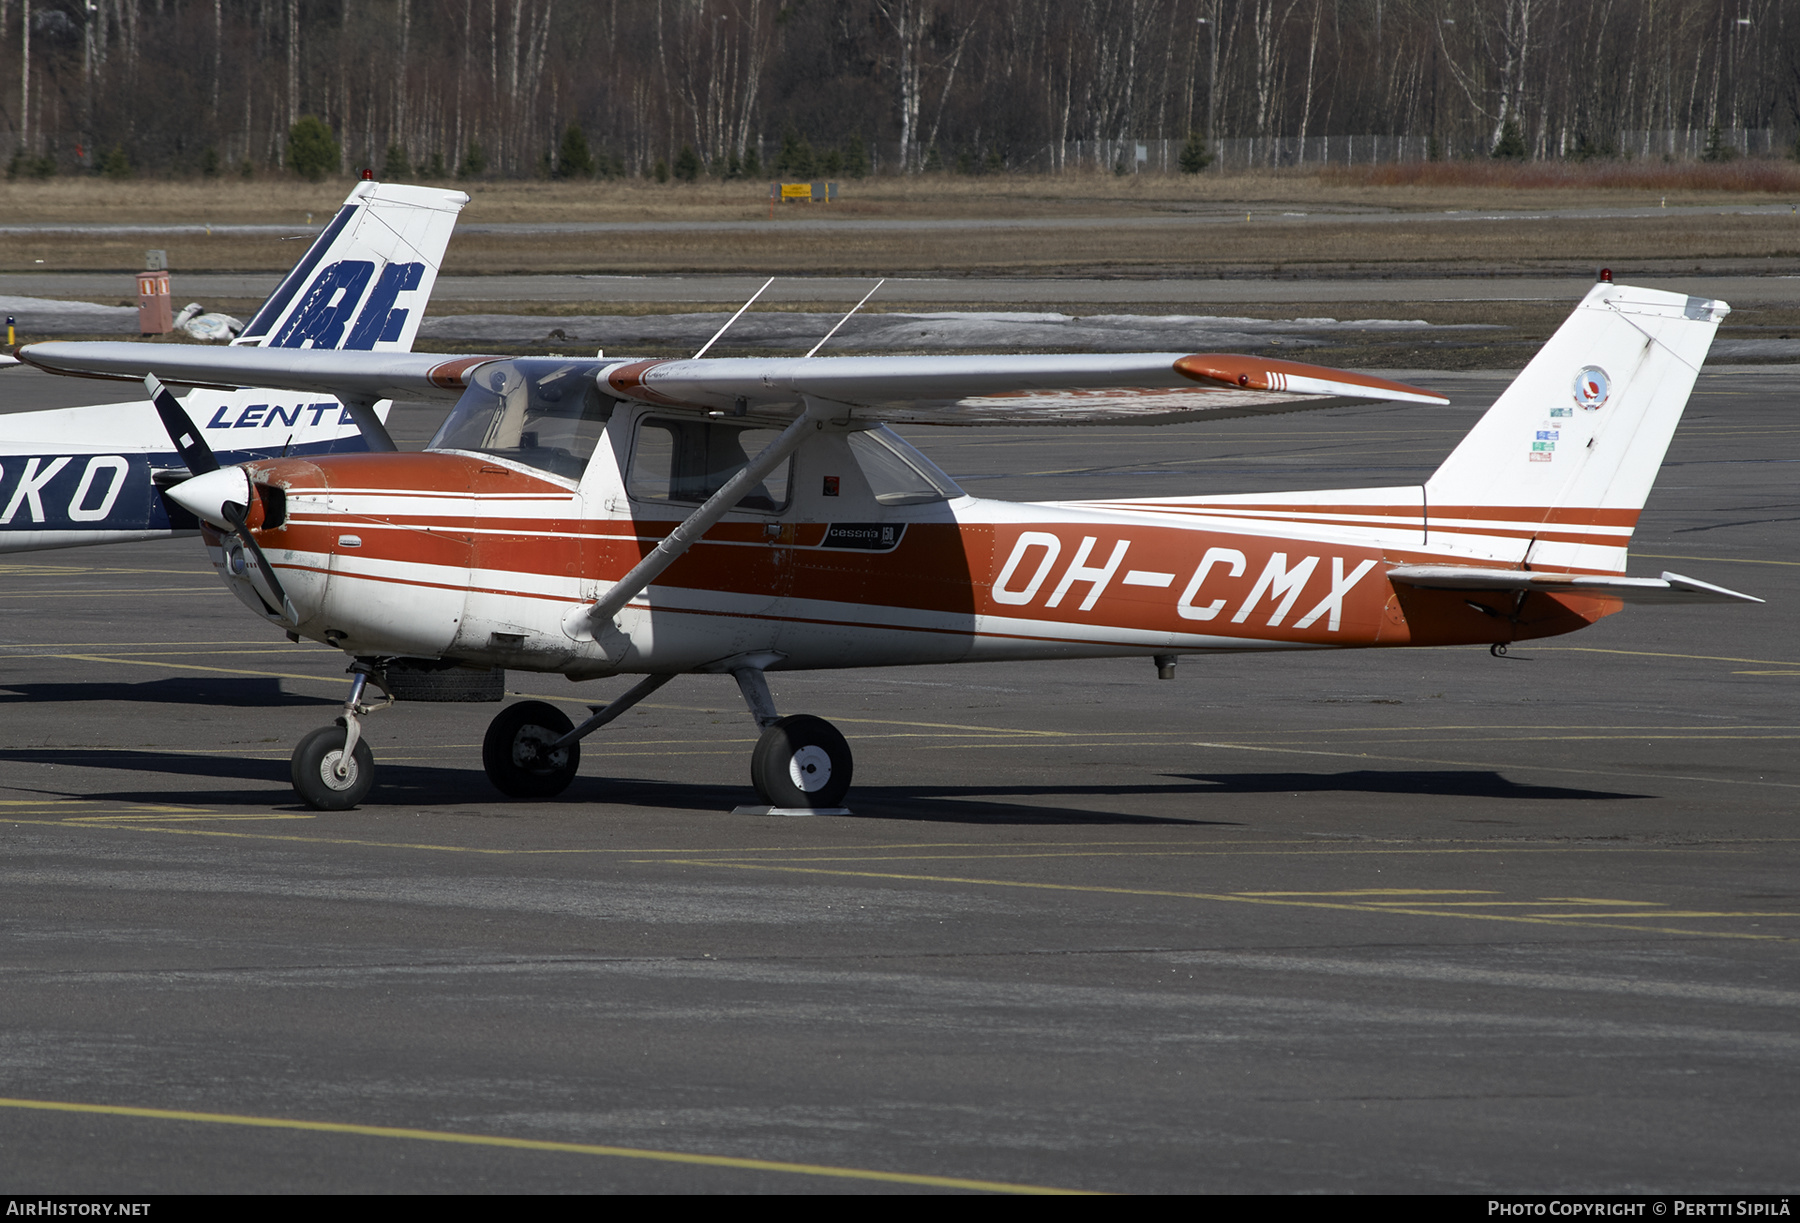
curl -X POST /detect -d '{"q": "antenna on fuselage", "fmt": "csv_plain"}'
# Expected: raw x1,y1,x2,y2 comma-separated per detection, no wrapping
805,279,885,358
693,276,775,360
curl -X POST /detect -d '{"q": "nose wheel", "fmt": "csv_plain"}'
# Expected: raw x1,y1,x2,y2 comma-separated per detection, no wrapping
291,661,391,811
291,721,375,810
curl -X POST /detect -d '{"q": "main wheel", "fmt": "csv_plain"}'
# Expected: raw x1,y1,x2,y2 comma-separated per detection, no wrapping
750,715,853,809
483,700,579,798
291,723,375,811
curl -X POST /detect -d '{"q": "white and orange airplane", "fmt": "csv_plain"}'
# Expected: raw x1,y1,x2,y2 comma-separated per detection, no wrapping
19,277,1757,813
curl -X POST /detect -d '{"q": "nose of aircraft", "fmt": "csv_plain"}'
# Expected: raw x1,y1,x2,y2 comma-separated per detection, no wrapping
164,466,252,530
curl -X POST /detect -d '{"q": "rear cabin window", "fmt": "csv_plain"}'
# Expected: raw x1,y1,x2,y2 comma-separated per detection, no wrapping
628,417,792,513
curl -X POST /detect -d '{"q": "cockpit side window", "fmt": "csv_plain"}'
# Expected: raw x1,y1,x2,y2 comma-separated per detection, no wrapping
848,427,963,505
428,359,615,483
627,417,792,513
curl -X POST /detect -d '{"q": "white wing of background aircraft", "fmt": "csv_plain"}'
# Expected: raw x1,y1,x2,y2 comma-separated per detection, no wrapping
0,178,467,552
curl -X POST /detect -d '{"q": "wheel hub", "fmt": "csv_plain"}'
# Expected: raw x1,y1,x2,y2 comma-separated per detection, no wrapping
320,749,358,791
788,745,832,792
512,728,567,772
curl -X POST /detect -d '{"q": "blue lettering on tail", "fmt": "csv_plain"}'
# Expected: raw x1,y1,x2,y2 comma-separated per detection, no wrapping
346,262,425,349
272,259,376,349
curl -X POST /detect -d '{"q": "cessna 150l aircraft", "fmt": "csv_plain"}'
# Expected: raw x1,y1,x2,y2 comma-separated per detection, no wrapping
20,276,1758,813
0,178,467,553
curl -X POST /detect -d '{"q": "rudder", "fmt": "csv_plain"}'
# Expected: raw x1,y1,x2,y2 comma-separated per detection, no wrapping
1422,282,1727,574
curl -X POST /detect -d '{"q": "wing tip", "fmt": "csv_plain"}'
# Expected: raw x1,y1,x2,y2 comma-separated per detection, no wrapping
1174,353,1448,404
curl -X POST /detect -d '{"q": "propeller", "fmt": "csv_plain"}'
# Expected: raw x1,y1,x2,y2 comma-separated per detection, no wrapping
148,374,299,624
149,372,221,476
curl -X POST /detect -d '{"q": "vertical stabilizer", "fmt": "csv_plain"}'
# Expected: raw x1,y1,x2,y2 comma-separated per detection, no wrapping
1423,282,1727,573
232,180,468,352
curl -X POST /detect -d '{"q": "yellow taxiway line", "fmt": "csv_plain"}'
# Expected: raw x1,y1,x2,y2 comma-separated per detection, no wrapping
0,1096,1090,1194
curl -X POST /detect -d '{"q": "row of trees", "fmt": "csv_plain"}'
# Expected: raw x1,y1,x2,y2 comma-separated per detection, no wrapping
2,0,1796,178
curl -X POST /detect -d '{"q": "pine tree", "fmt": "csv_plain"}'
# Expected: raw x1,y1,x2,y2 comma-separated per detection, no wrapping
289,116,342,181
1702,124,1736,163
673,143,700,182
843,136,869,179
557,125,595,178
381,142,411,180
1491,119,1528,161
1178,131,1212,174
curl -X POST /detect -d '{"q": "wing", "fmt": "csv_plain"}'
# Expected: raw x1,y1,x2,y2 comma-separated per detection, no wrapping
17,343,496,401
17,344,1448,426
1387,565,1763,605
600,352,1447,425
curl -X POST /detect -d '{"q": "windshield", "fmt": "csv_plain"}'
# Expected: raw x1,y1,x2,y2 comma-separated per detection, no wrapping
428,359,614,483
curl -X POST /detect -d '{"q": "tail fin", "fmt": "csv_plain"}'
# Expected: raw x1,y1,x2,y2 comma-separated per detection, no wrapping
1423,282,1727,574
232,181,468,352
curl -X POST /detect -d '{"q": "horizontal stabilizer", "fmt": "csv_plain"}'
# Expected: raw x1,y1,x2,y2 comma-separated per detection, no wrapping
1387,565,1762,605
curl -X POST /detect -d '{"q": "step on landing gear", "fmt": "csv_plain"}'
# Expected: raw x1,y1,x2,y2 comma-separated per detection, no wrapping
291,660,392,810
731,667,853,816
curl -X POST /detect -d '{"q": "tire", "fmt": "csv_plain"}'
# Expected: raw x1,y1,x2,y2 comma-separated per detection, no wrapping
291,723,375,811
750,715,853,809
482,700,579,798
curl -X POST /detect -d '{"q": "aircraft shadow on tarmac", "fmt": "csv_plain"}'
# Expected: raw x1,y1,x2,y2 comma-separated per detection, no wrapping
0,748,1646,821
1171,769,1646,801
0,678,336,708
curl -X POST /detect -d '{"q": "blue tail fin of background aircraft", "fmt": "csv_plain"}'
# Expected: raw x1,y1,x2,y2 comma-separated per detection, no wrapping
0,181,469,553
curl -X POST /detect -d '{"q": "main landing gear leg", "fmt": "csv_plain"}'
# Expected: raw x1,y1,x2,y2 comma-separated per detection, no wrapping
291,660,393,811
732,667,854,815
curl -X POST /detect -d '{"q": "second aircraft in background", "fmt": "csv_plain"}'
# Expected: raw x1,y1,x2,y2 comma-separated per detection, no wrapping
0,179,468,553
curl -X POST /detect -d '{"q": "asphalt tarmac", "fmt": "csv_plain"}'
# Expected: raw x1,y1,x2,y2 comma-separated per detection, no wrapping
1,365,1797,1193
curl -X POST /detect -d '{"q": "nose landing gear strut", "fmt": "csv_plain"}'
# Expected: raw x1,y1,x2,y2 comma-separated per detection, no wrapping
291,660,393,810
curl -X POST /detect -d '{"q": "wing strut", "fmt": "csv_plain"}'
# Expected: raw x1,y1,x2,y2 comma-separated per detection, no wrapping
562,398,831,642
339,397,399,452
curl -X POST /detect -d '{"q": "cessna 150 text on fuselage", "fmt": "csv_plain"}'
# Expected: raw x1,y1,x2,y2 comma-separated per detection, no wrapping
20,277,1758,812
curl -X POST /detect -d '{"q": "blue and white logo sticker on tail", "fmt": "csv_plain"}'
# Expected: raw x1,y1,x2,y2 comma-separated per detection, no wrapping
234,180,467,353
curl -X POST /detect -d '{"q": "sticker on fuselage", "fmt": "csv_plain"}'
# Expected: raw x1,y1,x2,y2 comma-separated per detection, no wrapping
817,522,907,552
